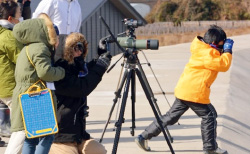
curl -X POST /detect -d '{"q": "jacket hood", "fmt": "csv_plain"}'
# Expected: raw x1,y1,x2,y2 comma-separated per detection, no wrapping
13,18,56,48
0,20,14,30
190,36,215,54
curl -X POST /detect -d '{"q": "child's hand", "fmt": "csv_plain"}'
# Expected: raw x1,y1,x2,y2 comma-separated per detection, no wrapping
223,39,234,54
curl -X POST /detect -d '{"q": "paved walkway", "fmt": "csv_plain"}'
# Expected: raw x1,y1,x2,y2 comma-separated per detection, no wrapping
1,34,250,154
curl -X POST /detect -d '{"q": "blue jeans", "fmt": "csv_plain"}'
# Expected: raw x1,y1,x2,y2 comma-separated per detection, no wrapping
0,103,11,135
22,135,54,154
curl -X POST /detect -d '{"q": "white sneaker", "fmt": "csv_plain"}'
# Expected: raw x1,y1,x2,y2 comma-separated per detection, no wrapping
135,135,151,151
204,147,228,154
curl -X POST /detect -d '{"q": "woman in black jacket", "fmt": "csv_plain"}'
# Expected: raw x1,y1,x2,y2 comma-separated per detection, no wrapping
49,33,111,154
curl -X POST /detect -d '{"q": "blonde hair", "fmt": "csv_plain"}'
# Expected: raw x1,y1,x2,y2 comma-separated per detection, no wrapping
37,13,57,46
64,33,88,64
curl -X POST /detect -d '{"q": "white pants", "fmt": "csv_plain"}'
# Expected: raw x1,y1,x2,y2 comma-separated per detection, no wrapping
1,97,25,153
4,130,26,154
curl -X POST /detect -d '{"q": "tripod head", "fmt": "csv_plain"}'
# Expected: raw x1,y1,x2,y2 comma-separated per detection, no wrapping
123,48,138,65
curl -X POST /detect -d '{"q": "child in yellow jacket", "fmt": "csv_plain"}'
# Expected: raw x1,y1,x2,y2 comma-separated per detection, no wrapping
135,25,233,154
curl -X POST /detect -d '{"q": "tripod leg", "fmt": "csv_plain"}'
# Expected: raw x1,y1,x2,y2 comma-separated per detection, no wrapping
99,69,128,143
135,69,175,154
113,62,125,131
112,69,133,154
141,51,174,108
131,69,136,136
141,51,180,126
137,61,174,143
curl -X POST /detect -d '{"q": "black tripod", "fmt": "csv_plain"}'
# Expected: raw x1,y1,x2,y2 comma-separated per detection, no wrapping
99,49,175,154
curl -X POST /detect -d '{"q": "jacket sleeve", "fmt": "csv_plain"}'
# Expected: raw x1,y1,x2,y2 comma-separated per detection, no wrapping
32,0,55,19
204,49,232,72
30,45,65,81
5,32,23,64
55,64,106,97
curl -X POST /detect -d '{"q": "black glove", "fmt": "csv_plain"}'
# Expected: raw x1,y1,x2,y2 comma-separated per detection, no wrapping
98,37,107,56
96,51,112,69
74,55,85,71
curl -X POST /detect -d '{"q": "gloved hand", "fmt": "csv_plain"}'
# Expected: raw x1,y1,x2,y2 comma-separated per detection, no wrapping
223,39,234,54
96,51,112,69
74,55,85,71
98,37,107,56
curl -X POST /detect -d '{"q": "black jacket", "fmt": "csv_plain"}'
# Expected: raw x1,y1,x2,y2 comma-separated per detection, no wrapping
54,59,106,143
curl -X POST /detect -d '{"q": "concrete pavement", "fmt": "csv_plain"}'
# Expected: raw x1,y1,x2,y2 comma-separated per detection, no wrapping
1,34,250,154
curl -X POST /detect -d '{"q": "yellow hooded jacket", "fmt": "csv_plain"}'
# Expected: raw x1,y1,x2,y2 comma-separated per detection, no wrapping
175,36,232,104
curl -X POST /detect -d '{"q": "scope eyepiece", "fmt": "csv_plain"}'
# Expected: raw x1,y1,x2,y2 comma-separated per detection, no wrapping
123,18,143,28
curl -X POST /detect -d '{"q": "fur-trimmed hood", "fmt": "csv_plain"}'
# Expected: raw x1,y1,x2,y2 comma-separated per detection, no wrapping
13,17,57,48
64,33,88,64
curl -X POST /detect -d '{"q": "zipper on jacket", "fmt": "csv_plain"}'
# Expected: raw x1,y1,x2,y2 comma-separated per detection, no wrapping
73,100,86,125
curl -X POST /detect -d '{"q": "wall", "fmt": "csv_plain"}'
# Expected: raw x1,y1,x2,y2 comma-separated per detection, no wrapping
81,1,126,61
135,20,250,36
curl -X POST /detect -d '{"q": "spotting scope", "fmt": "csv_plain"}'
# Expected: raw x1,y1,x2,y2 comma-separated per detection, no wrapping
117,37,159,50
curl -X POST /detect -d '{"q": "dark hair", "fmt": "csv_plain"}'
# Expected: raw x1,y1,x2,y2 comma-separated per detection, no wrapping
203,25,227,45
0,1,18,20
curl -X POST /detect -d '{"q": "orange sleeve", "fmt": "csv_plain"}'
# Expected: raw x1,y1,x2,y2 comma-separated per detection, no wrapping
204,50,232,72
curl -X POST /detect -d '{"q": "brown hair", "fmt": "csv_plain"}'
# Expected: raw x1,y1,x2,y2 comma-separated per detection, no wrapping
0,1,18,20
64,33,88,64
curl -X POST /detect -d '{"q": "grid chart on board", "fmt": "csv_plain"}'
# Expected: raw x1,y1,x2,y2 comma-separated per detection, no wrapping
20,90,57,138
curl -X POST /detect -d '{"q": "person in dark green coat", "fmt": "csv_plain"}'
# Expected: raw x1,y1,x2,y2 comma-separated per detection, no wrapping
9,13,65,154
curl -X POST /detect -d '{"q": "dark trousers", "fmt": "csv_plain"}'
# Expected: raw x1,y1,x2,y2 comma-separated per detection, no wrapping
141,97,218,151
